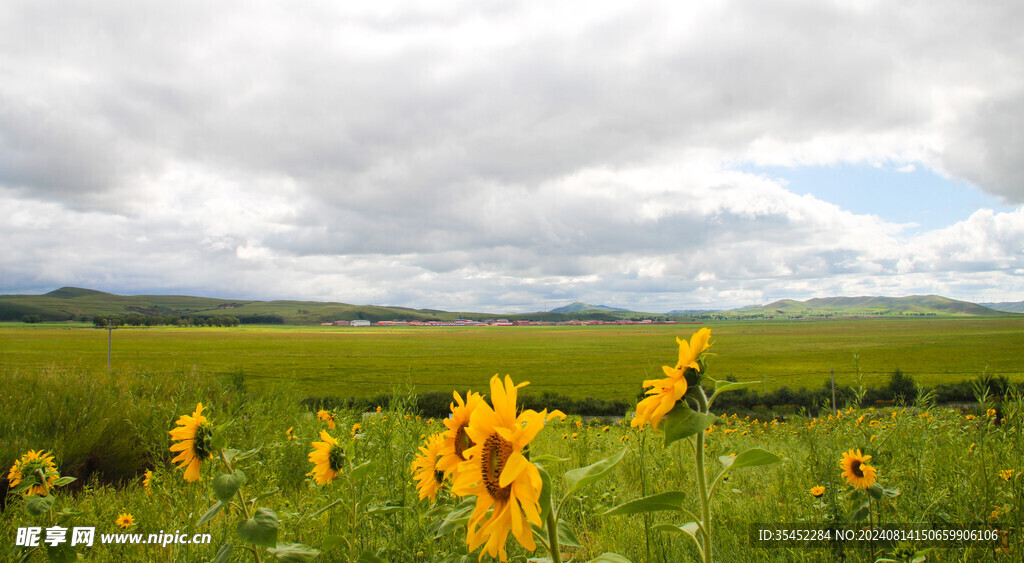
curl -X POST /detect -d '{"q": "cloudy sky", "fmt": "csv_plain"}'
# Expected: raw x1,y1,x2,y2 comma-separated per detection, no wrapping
3,0,1023,312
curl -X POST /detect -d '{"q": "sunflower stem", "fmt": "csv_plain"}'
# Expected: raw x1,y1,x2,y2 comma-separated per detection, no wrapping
545,504,562,563
218,450,251,520
694,385,713,563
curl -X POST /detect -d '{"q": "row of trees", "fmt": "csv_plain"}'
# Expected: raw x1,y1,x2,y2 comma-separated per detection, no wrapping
92,315,241,327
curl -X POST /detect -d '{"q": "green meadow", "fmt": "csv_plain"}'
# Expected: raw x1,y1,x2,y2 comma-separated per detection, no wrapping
2,318,1022,561
2,318,1023,400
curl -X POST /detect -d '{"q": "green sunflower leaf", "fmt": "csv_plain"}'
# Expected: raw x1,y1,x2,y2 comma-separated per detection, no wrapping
531,454,570,468
589,554,634,563
709,380,760,404
718,448,782,471
563,447,627,498
662,406,717,447
24,494,55,517
267,543,321,562
213,470,246,503
655,522,703,553
350,460,373,482
237,507,279,548
602,491,687,516
197,501,225,526
434,497,476,538
557,519,583,548
52,476,76,487
538,464,554,524
212,542,233,563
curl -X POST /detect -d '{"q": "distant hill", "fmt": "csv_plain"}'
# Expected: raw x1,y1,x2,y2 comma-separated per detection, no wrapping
980,301,1024,313
1,288,1015,324
549,302,631,313
699,295,1007,318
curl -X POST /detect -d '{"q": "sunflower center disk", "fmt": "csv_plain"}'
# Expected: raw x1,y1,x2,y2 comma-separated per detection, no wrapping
328,445,346,472
434,469,445,485
194,424,214,460
454,425,474,460
851,461,864,478
481,433,514,503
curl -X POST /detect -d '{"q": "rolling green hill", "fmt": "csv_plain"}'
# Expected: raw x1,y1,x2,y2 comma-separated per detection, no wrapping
707,295,1005,319
0,288,1012,324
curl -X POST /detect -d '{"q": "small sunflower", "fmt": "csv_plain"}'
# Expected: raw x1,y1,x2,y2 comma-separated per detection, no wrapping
436,390,485,478
115,513,135,529
143,470,153,495
7,450,59,497
451,375,549,562
840,449,877,489
317,410,337,430
999,469,1015,481
631,328,711,430
308,430,346,485
810,485,825,497
169,403,215,482
411,433,448,501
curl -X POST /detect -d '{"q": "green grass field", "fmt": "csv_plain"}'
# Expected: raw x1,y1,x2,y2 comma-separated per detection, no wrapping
2,318,1022,561
2,318,1023,401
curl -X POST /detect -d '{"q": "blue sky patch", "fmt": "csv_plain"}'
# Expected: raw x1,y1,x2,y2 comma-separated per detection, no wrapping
739,163,1015,233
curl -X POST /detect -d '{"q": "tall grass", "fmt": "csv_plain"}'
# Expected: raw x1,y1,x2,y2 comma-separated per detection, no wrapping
2,364,1021,561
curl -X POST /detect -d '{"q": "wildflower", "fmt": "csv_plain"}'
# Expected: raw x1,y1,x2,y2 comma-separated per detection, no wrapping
965,414,976,420
116,513,135,529
969,443,976,453
451,375,549,562
562,434,569,440
572,432,579,439
840,449,877,489
810,486,825,498
376,405,382,414
427,418,435,425
317,410,337,430
575,420,582,429
986,408,997,418
143,470,153,495
856,415,865,426
705,425,716,434
285,427,297,441
602,425,610,433
308,430,346,485
620,435,630,442
999,469,1015,481
869,420,880,427
437,390,485,478
7,450,59,497
411,433,448,501
350,423,362,437
870,435,877,443
631,328,711,430
169,403,214,482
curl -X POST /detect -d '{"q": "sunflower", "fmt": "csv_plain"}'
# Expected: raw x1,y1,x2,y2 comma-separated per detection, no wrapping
631,328,712,430
116,513,135,529
451,375,548,562
436,390,485,478
411,433,448,501
169,403,214,482
7,450,59,497
317,410,337,430
810,485,825,497
840,449,877,489
308,430,346,485
143,470,153,495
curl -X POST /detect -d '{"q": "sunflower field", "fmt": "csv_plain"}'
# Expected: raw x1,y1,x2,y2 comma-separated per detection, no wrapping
2,329,1022,562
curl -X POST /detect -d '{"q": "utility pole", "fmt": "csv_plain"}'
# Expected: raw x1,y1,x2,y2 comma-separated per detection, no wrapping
107,322,113,372
830,366,836,413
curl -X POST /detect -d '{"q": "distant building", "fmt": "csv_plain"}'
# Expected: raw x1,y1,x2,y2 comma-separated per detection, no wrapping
332,320,350,326
350,320,371,327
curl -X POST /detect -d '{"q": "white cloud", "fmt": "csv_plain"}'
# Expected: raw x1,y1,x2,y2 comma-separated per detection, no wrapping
2,1,1023,310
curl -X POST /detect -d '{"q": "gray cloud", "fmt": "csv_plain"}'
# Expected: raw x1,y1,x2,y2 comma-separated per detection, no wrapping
2,1,1023,310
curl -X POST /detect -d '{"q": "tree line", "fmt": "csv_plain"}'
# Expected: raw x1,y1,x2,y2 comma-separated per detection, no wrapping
92,314,241,327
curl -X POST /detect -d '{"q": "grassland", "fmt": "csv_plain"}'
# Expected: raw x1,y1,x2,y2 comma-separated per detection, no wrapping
1,364,1021,562
2,318,1023,401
